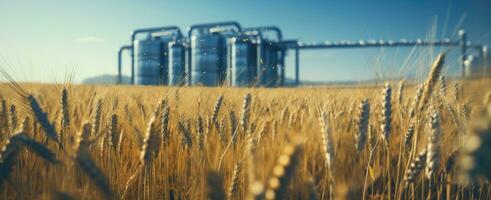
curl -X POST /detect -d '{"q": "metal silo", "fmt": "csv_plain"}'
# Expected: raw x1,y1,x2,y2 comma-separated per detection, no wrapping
243,26,284,87
168,40,186,85
133,36,169,85
258,42,280,87
190,33,227,86
188,22,242,86
228,36,257,87
130,26,182,85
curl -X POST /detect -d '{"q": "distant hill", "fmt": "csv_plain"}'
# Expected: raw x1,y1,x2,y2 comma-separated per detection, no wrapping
82,74,130,85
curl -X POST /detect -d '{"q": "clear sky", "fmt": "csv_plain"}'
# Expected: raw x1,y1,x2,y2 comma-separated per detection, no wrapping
0,0,490,83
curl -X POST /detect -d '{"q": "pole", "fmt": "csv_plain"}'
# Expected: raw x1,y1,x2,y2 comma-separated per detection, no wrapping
459,29,467,78
280,50,285,86
117,46,132,85
295,47,299,86
118,48,123,84
131,42,135,84
483,45,489,76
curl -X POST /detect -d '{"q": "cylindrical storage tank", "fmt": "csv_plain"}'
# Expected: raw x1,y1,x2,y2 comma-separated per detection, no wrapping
483,46,490,75
229,37,257,87
191,33,227,86
464,55,481,77
168,41,186,85
134,38,169,85
259,41,279,87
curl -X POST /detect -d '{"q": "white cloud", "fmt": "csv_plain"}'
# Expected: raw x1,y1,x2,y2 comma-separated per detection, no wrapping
74,36,105,43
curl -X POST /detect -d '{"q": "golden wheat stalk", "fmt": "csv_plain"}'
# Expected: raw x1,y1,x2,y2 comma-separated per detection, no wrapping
404,148,427,188
425,109,441,179
211,95,224,128
9,104,17,132
418,53,446,112
228,160,244,200
380,82,392,143
60,88,70,128
140,116,160,167
439,76,447,97
240,93,252,131
319,111,334,170
161,105,170,145
91,98,103,136
356,99,370,152
397,80,405,105
178,119,193,148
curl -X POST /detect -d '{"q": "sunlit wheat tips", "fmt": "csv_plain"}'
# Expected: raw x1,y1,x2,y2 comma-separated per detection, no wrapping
368,125,376,151
425,109,441,179
140,116,160,167
20,116,30,133
117,129,124,154
196,115,205,151
410,84,424,118
218,117,227,144
109,113,118,149
404,121,415,150
241,93,252,131
397,80,405,105
99,131,107,157
60,88,69,128
74,122,92,156
154,98,168,117
419,53,446,112
280,107,289,123
0,97,8,134
0,69,488,199
439,76,447,97
211,95,224,128
91,98,103,136
178,119,193,148
229,110,238,145
461,102,470,121
228,160,244,200
380,82,392,143
404,148,427,189
9,104,17,131
319,111,334,170
161,105,170,145
356,99,370,152
453,82,461,102
265,141,303,200
483,90,491,105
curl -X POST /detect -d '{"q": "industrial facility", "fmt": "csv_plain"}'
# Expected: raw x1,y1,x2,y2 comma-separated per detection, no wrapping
118,21,489,87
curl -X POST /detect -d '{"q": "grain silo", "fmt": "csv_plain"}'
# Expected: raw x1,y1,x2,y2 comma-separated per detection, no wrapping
131,27,182,85
188,22,242,86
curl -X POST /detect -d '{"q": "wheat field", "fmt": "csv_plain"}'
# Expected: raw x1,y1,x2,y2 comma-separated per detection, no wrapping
1,57,491,199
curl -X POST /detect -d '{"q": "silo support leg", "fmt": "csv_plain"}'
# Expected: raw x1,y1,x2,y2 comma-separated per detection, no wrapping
295,48,299,86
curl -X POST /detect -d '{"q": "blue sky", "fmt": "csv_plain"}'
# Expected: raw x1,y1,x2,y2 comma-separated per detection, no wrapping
0,0,490,83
